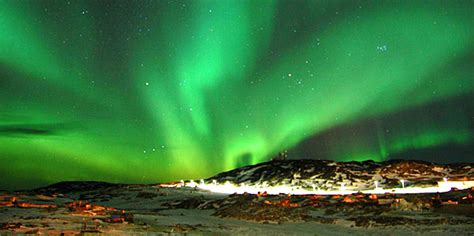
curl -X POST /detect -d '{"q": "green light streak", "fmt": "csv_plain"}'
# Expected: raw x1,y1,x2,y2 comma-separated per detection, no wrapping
0,1,472,190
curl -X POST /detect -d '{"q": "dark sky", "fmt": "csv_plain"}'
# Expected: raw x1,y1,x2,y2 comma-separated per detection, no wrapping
0,0,473,190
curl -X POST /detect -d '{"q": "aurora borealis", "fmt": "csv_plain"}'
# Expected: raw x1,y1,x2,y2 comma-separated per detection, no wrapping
0,0,473,190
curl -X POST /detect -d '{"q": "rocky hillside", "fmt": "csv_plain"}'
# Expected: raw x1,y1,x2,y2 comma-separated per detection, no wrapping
206,159,473,191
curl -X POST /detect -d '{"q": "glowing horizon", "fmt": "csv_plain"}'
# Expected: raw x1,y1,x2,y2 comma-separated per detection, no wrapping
170,179,474,195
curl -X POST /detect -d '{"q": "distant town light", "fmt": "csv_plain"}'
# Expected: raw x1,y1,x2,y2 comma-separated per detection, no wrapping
163,178,474,195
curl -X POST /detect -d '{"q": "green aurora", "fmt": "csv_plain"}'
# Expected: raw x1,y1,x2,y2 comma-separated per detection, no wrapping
0,0,473,190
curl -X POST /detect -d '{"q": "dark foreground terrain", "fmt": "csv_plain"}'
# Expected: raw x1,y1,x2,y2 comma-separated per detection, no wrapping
1,159,473,235
0,181,473,235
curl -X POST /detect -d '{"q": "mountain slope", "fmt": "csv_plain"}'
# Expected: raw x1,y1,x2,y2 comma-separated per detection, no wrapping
205,159,473,191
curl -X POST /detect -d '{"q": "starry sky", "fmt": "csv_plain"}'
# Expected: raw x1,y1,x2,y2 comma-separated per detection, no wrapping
1,0,473,190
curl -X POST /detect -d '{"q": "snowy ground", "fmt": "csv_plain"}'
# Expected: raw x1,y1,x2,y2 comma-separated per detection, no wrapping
0,184,473,235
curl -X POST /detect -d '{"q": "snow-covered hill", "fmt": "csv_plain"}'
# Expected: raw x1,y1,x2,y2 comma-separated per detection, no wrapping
205,159,473,192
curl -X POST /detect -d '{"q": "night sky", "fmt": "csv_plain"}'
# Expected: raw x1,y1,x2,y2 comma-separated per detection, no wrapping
1,0,473,190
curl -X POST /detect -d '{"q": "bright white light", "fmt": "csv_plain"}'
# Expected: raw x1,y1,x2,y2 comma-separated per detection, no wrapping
443,177,448,182
169,179,474,196
374,180,379,189
186,180,197,188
